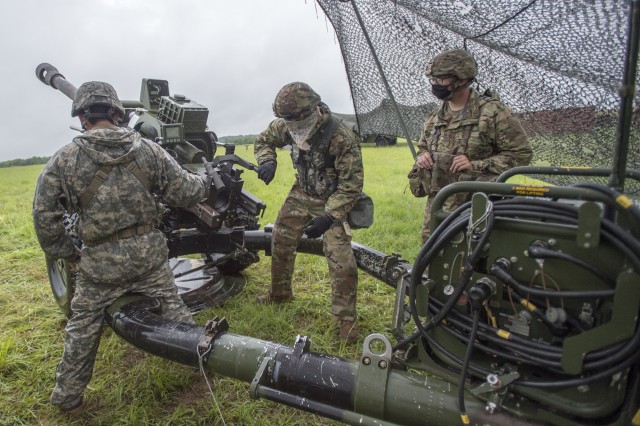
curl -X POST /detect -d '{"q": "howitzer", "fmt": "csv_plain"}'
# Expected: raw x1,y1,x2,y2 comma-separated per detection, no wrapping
35,8,640,421
35,63,266,315
105,180,640,426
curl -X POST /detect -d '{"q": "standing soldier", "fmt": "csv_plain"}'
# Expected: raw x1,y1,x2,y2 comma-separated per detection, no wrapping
411,49,533,242
32,81,208,416
254,82,364,343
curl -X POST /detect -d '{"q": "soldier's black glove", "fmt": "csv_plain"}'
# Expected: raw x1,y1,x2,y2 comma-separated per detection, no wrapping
303,214,334,239
257,161,276,185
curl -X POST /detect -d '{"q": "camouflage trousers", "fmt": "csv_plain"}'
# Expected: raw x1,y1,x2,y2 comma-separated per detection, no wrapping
421,192,469,243
271,186,358,321
50,260,193,409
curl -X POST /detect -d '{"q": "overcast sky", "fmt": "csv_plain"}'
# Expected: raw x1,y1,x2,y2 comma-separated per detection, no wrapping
0,0,353,162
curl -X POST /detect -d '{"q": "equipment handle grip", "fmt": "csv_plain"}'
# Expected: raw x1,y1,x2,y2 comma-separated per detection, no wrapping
203,160,226,191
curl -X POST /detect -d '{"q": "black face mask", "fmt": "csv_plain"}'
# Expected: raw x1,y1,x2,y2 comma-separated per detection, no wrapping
431,84,452,100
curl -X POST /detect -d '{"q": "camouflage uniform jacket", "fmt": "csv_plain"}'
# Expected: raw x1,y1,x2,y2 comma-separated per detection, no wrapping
254,107,364,221
416,89,532,194
33,126,205,283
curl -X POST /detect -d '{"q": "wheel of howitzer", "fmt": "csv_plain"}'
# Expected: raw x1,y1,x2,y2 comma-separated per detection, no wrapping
46,256,76,318
46,255,246,318
169,256,246,313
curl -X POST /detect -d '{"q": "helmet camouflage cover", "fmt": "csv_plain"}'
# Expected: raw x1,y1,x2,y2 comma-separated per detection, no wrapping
425,49,478,80
71,81,125,117
272,82,321,120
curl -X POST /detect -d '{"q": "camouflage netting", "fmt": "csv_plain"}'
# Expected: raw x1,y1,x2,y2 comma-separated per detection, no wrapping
316,0,640,194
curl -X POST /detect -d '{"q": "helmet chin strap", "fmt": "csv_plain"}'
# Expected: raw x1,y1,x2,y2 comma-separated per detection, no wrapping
80,107,119,129
445,78,474,101
80,114,89,131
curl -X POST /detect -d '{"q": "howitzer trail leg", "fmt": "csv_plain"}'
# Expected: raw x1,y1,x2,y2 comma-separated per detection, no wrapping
106,296,543,425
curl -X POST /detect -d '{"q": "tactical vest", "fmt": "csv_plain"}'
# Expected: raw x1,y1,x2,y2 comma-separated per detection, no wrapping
429,92,493,155
290,115,340,199
425,91,494,194
78,160,155,246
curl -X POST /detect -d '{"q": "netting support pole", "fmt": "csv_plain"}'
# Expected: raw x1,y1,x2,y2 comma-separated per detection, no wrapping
348,0,417,160
609,0,640,192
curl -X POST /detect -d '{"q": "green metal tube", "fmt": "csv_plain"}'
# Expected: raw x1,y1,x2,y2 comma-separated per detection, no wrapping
430,181,614,216
497,165,640,184
106,296,530,425
205,333,524,426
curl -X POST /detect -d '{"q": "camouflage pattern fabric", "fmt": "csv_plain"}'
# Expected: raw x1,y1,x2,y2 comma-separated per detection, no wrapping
33,125,205,268
288,115,341,199
50,262,192,409
72,81,125,117
255,104,363,321
32,125,205,409
270,185,358,321
272,82,322,120
415,89,532,241
425,49,478,80
255,105,364,221
286,108,320,146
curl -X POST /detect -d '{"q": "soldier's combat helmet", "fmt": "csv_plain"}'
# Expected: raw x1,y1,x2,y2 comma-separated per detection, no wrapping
71,81,125,118
425,49,478,80
272,82,321,120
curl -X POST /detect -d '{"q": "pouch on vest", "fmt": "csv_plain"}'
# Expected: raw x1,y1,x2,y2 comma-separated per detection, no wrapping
347,193,374,229
430,152,459,194
408,166,429,198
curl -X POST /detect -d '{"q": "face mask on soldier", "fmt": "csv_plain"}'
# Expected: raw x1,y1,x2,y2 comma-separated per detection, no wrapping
431,84,452,100
285,107,320,149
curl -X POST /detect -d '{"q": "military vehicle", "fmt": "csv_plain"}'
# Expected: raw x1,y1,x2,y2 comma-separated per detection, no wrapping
35,0,640,424
334,111,399,146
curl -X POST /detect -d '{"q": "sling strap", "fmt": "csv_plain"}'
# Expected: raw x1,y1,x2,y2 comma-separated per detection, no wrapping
78,161,152,210
78,164,111,210
315,115,340,154
456,125,474,156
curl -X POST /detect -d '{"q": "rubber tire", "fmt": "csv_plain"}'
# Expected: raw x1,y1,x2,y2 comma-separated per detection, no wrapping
46,256,75,318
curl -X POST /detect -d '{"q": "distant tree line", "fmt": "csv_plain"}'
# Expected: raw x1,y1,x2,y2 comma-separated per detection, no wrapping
1,136,261,168
0,156,50,168
218,135,258,145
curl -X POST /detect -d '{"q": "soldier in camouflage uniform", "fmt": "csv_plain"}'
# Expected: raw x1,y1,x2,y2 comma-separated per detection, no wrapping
254,82,364,343
32,82,208,416
412,49,532,242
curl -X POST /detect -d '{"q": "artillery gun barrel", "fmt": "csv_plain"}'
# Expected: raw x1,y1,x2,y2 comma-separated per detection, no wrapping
36,63,145,110
35,63,77,101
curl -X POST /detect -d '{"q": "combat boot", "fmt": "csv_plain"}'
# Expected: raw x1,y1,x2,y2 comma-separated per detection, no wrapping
60,397,84,419
339,320,358,344
255,292,294,304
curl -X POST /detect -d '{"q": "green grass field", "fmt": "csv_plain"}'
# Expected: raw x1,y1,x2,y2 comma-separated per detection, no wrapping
0,142,533,425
